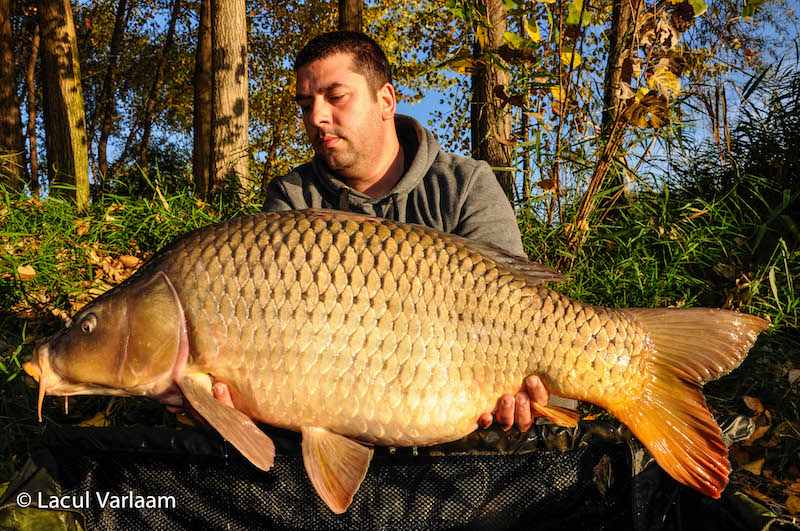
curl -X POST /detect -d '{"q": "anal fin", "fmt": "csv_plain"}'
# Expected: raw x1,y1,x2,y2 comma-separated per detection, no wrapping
178,372,275,472
531,402,580,427
301,426,374,514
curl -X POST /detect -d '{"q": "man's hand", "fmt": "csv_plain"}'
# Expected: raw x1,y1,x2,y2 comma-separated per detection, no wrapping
167,380,236,424
478,375,549,432
212,381,235,407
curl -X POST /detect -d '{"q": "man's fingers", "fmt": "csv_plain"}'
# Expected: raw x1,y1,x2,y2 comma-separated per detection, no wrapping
478,412,493,429
478,377,552,431
514,393,533,432
524,375,549,407
212,381,235,407
496,395,515,431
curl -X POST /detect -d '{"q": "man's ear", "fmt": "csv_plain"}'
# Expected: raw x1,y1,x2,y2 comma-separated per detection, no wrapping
378,82,396,121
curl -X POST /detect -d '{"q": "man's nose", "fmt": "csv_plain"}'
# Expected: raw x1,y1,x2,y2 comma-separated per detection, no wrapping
309,101,332,128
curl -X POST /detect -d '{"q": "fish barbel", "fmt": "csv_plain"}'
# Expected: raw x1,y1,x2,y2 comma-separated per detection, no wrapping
23,209,768,512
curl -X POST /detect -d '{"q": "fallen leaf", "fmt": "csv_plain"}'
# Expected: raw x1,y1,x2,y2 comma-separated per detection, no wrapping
787,496,800,515
75,219,91,236
728,445,750,466
743,424,771,446
79,412,109,427
743,487,771,504
87,249,103,263
593,455,613,495
176,413,196,426
758,436,779,448
742,458,765,475
743,395,764,414
119,255,141,268
789,369,800,385
17,265,36,279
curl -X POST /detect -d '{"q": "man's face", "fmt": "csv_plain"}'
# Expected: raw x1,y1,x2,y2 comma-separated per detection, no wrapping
295,53,390,177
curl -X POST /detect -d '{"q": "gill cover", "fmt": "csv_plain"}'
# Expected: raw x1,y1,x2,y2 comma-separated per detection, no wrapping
48,272,184,389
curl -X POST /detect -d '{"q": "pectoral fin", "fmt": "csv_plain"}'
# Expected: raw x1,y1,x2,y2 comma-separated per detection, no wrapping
301,426,374,514
531,402,580,427
178,372,275,472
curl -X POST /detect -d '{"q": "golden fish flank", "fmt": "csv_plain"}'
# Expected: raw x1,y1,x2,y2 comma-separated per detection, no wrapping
23,209,768,514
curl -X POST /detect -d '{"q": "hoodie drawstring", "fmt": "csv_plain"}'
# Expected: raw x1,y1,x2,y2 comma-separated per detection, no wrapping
390,193,399,221
338,187,350,211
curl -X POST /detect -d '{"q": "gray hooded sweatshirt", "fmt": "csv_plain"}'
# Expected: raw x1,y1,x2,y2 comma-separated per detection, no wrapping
262,115,525,257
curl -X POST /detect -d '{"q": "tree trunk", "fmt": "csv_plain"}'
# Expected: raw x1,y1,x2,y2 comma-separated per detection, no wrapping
212,0,248,194
600,0,642,137
97,0,129,188
193,0,212,198
338,0,362,32
25,22,40,196
470,0,514,201
0,0,25,188
39,0,90,207
139,0,181,179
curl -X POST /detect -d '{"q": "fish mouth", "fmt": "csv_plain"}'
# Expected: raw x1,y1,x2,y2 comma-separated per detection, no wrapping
22,343,63,422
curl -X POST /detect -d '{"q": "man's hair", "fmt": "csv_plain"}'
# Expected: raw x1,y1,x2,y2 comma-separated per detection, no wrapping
294,31,392,94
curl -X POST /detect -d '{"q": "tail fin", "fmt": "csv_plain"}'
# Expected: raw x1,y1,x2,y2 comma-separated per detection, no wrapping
609,308,768,498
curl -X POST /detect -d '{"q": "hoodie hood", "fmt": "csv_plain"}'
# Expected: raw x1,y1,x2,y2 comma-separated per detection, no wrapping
309,115,440,218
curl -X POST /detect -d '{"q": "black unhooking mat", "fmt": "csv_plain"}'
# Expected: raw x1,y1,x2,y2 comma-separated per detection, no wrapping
0,416,795,531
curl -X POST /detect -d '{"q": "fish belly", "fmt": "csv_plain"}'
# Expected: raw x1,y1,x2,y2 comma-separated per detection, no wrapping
158,211,647,447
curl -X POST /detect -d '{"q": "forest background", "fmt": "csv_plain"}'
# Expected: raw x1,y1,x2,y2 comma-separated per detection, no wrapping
0,0,799,519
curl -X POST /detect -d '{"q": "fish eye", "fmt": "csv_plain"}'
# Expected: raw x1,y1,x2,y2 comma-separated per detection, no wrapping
81,314,97,334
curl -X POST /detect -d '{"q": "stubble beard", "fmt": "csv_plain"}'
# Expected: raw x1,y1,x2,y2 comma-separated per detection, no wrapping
313,112,385,179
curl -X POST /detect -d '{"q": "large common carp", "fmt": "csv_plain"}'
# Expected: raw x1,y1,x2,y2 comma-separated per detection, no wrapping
23,209,767,513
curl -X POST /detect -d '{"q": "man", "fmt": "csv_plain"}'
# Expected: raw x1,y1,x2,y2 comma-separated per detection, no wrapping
257,30,555,431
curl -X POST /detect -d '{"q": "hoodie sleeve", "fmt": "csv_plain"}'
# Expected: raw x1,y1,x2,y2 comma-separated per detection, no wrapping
456,162,526,257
